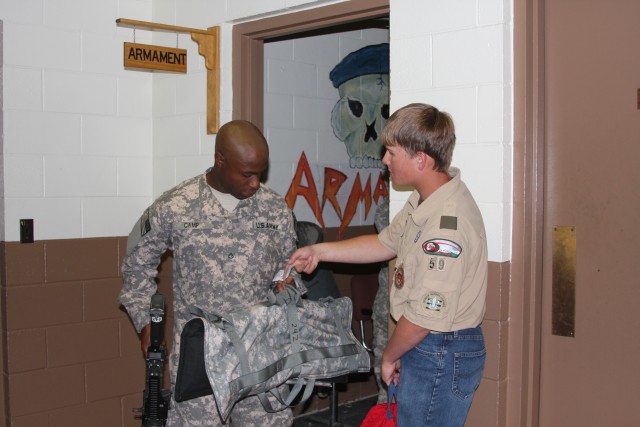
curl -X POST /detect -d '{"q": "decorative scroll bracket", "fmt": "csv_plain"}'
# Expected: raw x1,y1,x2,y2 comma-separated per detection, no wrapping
116,18,220,133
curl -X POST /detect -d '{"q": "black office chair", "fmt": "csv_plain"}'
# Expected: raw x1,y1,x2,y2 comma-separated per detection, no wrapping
291,220,349,426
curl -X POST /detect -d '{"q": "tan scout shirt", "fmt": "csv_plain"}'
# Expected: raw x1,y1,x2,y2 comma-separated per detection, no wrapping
378,168,487,332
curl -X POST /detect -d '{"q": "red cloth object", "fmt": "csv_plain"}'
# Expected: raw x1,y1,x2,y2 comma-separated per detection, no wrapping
360,382,397,427
360,402,397,426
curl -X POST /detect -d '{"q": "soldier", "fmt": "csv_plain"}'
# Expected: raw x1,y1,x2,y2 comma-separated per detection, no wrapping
372,196,390,404
288,104,488,427
119,120,296,426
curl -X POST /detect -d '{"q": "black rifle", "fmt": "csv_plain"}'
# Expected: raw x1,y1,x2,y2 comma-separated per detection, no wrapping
134,293,172,426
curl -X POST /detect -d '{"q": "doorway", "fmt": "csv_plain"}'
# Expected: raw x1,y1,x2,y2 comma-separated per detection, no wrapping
231,0,390,415
232,2,518,426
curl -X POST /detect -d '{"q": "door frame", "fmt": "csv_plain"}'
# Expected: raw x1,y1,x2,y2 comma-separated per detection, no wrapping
510,0,545,426
231,0,389,129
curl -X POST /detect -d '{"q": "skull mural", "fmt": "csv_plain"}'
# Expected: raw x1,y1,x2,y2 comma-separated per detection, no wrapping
330,43,389,169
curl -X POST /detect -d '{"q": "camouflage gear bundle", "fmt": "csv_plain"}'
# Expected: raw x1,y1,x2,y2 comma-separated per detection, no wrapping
175,286,370,422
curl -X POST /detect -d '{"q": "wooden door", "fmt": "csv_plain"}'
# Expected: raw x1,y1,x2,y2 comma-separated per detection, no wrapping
540,1,640,425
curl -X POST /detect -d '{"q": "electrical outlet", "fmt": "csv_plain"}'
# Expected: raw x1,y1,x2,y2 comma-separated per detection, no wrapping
20,219,34,243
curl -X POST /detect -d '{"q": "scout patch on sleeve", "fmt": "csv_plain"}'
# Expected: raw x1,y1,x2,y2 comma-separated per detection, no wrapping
424,292,446,312
440,215,458,230
428,256,447,271
393,266,405,289
422,239,462,258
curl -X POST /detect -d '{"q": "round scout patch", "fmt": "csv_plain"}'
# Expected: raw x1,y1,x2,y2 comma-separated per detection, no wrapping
424,292,446,312
394,266,404,289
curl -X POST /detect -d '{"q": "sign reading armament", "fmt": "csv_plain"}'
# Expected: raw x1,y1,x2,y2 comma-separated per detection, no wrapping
124,42,187,73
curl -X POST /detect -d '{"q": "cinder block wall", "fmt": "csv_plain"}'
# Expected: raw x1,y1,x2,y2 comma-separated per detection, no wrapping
1,237,142,426
0,231,381,426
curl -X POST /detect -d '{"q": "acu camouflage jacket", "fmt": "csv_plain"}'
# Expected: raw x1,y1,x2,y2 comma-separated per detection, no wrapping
119,170,297,358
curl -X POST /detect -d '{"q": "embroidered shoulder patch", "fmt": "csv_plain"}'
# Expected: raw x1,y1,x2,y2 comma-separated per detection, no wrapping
422,239,462,258
254,222,279,230
428,256,447,271
424,292,446,312
394,266,405,289
440,215,458,230
140,209,151,237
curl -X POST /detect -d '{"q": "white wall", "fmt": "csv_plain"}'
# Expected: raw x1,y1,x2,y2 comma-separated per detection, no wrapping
390,0,512,262
0,0,154,241
148,2,220,200
1,0,512,262
0,0,362,242
148,0,341,201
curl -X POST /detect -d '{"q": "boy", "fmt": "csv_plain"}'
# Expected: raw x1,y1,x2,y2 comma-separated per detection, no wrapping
287,103,487,426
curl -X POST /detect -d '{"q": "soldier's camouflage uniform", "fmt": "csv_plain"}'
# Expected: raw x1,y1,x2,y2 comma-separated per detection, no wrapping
373,197,390,404
119,169,296,426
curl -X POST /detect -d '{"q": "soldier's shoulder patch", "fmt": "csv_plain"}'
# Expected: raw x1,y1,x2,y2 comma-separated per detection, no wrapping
126,208,152,256
140,209,151,237
422,239,462,258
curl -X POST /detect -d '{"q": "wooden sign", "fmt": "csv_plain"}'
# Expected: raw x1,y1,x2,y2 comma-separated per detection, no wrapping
117,19,219,132
124,42,187,73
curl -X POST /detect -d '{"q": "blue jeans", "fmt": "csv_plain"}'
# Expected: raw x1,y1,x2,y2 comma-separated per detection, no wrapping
396,327,486,427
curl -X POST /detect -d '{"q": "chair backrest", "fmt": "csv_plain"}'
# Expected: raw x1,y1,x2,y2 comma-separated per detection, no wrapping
294,220,341,300
294,220,323,246
350,273,379,322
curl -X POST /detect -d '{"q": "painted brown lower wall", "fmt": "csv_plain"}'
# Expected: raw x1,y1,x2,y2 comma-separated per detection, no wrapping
0,236,508,426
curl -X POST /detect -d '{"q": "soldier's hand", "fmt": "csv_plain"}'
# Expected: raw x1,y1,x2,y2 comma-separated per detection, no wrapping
140,323,151,358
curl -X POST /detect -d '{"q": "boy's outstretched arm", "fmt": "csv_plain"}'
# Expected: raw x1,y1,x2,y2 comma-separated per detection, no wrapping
286,234,396,274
